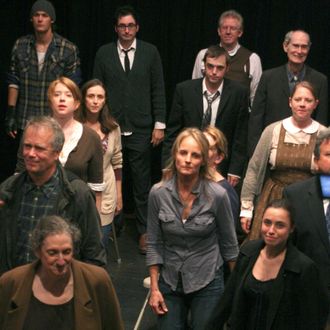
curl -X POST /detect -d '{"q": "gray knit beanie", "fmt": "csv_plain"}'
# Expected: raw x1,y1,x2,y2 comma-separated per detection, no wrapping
30,0,56,22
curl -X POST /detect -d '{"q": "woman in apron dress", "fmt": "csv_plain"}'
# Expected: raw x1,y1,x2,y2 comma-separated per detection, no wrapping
240,81,326,240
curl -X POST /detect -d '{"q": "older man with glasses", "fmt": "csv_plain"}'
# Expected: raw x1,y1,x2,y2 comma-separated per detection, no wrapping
192,9,262,107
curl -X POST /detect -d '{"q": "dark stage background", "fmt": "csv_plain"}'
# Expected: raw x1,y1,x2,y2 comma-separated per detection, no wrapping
1,0,329,182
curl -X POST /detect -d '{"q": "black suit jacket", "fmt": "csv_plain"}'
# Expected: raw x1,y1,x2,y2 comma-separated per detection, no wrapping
284,176,330,295
248,64,328,156
162,78,249,177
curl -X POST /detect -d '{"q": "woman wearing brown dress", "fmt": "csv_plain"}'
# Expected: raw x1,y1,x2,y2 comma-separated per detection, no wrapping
48,77,104,209
240,81,326,240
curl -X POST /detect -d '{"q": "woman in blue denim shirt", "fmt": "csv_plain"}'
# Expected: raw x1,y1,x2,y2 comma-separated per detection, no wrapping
146,128,239,329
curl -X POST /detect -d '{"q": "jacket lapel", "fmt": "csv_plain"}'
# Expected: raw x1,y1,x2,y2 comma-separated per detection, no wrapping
111,43,126,75
266,243,300,329
216,79,229,120
193,79,204,123
131,39,140,72
4,263,36,329
307,178,330,255
279,65,290,99
73,260,100,329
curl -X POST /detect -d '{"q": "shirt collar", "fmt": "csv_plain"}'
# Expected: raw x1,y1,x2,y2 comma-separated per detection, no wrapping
24,168,60,197
117,39,136,52
202,78,223,96
219,42,240,56
286,64,306,82
283,116,319,134
164,176,202,196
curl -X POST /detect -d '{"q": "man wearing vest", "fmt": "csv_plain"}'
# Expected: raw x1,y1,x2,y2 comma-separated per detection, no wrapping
192,9,262,106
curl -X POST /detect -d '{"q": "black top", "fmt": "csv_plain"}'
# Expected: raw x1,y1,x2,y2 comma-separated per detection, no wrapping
243,272,275,330
23,294,74,330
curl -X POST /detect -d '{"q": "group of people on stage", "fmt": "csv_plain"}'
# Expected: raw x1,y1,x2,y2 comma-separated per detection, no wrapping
1,0,329,329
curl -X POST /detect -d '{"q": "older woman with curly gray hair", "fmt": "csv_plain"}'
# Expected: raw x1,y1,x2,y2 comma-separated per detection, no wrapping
0,215,124,330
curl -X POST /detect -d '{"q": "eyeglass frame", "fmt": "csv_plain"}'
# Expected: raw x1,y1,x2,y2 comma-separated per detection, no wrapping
116,23,138,31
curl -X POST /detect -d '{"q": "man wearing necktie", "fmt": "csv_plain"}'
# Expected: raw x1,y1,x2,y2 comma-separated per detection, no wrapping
248,30,328,157
163,45,249,186
284,128,330,328
93,5,166,254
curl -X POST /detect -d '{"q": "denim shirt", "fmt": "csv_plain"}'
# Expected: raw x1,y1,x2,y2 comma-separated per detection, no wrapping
146,177,239,293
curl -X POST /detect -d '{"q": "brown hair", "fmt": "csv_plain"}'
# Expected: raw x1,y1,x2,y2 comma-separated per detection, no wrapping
78,79,118,133
263,199,294,226
290,81,317,99
203,45,230,66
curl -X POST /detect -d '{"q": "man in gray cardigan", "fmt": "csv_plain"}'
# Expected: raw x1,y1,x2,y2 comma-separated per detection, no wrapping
93,5,166,254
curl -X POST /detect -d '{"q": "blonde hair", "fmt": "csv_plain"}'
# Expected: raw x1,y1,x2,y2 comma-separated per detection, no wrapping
162,128,212,181
203,126,228,159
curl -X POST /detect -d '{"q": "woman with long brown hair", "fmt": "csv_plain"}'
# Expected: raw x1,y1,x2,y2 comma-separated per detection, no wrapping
77,79,122,248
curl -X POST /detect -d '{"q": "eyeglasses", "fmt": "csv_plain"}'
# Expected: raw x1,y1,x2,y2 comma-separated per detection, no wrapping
219,25,240,32
117,23,137,31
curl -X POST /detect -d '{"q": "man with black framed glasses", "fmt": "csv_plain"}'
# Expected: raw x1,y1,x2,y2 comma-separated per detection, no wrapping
93,5,166,254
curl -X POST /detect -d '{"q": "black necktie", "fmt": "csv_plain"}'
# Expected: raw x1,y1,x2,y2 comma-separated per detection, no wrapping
123,49,131,75
202,91,220,129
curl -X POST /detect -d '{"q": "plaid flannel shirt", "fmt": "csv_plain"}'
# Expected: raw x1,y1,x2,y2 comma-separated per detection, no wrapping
7,33,81,129
16,170,60,266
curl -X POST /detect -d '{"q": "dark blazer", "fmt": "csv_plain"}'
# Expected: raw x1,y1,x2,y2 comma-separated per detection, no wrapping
162,78,249,177
93,39,166,134
248,64,328,156
209,240,327,330
284,176,330,295
0,260,124,330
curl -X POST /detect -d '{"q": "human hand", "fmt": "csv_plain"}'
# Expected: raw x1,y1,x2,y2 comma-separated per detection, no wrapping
5,106,17,139
115,196,123,215
227,175,240,187
240,217,251,234
151,129,164,147
149,289,168,315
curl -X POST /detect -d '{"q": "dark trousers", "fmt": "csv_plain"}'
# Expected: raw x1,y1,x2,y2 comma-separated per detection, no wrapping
122,132,151,235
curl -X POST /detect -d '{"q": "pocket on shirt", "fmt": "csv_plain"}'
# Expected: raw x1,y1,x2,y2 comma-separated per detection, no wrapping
194,215,214,226
158,211,176,224
49,59,65,77
17,54,30,73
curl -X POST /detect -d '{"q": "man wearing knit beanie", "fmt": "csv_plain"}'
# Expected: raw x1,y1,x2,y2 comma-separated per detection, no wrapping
4,0,81,172
30,0,56,22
